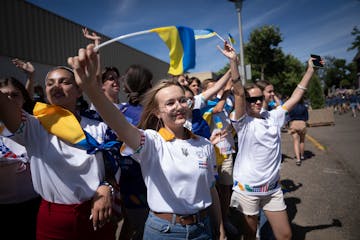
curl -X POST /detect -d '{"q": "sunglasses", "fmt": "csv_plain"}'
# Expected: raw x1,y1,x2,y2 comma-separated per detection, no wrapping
246,95,264,103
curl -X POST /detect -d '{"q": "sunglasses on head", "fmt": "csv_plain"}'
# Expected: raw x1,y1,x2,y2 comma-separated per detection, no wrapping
246,95,264,103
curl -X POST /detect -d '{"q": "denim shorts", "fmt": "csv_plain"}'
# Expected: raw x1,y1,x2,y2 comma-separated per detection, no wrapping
143,211,212,240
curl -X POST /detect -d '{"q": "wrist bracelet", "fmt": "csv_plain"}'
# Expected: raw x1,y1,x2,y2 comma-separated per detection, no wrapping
297,84,307,91
99,181,114,196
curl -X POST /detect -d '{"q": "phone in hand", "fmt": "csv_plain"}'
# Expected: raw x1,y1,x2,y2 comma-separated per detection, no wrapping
310,54,324,68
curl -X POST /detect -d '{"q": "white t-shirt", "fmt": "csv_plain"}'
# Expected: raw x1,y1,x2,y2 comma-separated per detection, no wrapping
122,128,216,214
7,111,107,204
209,97,235,155
0,136,39,203
231,107,287,196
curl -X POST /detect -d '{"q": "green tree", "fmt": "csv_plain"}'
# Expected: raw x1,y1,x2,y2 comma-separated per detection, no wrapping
347,26,360,51
245,25,283,80
270,54,303,98
322,57,356,91
307,73,325,109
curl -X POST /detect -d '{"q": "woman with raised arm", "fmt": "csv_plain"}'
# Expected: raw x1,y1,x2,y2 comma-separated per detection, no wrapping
68,44,226,239
225,41,322,239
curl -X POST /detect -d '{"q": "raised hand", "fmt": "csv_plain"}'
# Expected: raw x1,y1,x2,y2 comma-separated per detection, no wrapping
67,44,98,90
12,58,35,75
82,28,101,46
217,41,237,61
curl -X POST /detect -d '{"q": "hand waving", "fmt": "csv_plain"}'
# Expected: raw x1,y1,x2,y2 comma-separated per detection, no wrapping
82,28,101,46
217,41,237,61
12,58,35,75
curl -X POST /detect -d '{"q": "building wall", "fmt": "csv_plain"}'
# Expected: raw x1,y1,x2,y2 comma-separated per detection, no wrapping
0,0,170,101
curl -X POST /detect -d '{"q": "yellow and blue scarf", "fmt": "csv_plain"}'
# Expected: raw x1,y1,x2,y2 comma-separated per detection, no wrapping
33,102,121,176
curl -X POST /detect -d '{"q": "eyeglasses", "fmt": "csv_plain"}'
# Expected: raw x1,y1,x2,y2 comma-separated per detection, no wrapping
161,97,188,111
246,95,264,103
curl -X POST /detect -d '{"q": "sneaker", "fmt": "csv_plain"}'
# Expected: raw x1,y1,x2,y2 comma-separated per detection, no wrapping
296,160,301,166
300,155,305,160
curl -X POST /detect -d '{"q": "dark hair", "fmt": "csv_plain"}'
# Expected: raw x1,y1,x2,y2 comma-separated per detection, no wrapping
182,85,194,96
187,76,201,86
123,64,153,105
0,77,35,114
244,82,259,98
45,66,74,82
101,66,120,83
201,78,217,90
255,79,271,91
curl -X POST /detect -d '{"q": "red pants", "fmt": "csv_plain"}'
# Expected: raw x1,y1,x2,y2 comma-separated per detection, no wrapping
36,199,117,240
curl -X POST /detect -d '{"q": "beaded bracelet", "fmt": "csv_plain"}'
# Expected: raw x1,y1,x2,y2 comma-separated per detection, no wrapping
297,84,307,91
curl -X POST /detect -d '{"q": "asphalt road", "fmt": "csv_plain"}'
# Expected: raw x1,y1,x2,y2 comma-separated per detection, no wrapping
279,110,360,240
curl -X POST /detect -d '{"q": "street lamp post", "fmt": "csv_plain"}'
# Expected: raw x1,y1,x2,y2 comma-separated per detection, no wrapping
228,0,246,84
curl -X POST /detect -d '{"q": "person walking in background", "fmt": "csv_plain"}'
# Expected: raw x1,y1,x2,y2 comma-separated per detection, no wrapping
228,38,322,239
288,97,309,166
0,66,118,240
349,90,358,118
0,76,41,240
67,43,227,239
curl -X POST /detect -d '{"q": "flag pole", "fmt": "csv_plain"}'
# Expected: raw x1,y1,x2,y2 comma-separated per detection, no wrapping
94,30,151,51
215,32,226,43
228,36,233,47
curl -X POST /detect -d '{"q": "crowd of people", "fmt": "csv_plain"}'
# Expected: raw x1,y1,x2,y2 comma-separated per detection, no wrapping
325,90,360,118
0,28,323,240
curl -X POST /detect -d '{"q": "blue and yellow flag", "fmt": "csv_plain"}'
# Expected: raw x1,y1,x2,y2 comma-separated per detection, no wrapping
150,26,195,75
194,29,217,40
228,33,236,45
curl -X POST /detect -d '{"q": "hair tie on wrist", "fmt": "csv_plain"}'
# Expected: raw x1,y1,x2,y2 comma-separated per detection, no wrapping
297,84,307,91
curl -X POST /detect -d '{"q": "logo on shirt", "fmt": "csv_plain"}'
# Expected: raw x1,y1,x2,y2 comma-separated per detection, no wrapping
198,159,208,169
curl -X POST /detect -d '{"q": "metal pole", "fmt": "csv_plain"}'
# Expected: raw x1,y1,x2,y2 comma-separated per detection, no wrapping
234,0,246,84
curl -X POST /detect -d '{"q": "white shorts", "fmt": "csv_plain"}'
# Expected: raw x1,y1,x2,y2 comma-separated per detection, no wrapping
229,188,286,216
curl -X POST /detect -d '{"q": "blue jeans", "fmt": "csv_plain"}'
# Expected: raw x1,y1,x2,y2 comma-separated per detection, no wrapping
143,211,212,240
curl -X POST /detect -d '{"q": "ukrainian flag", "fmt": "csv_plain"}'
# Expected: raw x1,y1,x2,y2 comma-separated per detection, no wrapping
194,29,216,40
228,33,236,44
150,26,195,75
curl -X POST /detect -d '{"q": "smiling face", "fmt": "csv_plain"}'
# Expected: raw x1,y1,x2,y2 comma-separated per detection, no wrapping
156,85,188,129
45,68,82,112
263,84,275,104
246,87,264,118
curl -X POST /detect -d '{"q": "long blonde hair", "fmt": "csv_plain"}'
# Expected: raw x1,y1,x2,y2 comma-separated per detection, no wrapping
138,79,183,130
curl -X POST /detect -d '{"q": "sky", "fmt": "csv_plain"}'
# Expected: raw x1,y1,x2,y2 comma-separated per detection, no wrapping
27,0,360,73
